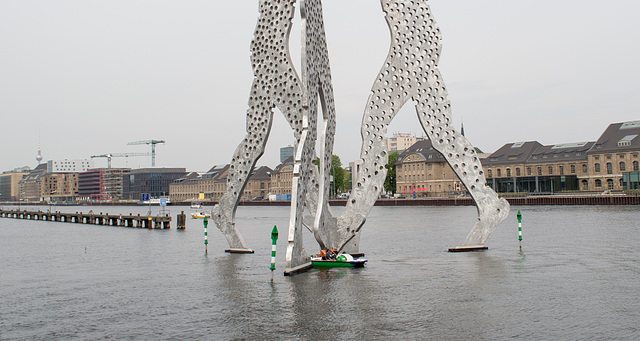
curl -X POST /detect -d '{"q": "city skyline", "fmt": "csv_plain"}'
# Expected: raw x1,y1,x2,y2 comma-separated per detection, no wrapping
2,0,640,172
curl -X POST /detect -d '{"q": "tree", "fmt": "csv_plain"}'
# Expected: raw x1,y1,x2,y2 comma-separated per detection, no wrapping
315,155,345,197
331,155,345,197
384,151,399,194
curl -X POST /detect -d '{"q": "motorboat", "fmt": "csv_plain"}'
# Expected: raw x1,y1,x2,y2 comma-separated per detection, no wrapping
191,211,211,219
310,251,367,268
190,201,209,218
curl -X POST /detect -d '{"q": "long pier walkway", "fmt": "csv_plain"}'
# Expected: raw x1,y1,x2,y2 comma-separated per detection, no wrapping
0,209,171,229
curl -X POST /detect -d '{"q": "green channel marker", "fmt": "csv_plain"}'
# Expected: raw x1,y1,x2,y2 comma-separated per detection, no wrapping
203,216,208,254
517,210,522,250
270,225,278,271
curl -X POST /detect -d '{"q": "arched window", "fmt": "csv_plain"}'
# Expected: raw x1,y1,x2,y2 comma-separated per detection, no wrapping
548,166,553,174
516,168,521,176
487,169,492,178
634,161,639,171
571,165,576,173
595,179,602,187
582,164,588,173
607,179,614,189
506,168,511,177
538,167,542,175
620,162,626,171
582,180,588,190
559,166,564,175
497,169,501,177
606,162,613,174
595,163,601,172
527,167,532,175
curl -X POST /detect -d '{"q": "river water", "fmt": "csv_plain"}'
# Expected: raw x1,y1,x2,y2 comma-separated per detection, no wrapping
1,204,639,340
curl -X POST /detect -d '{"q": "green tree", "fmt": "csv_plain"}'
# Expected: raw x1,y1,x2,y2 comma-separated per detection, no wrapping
315,155,345,197
384,151,399,194
331,155,345,197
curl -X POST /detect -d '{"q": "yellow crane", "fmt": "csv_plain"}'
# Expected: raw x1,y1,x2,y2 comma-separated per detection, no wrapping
90,153,150,168
127,140,165,167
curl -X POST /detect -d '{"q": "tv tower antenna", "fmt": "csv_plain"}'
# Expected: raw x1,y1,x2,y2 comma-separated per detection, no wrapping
36,130,43,164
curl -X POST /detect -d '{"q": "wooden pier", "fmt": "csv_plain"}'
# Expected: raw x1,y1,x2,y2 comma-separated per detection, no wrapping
0,209,171,229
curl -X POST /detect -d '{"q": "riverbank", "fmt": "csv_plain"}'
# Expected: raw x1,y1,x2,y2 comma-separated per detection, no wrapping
3,193,640,207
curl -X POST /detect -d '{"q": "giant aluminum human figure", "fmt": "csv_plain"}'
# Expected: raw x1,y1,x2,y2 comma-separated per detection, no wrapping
213,0,509,273
332,0,510,253
211,0,339,270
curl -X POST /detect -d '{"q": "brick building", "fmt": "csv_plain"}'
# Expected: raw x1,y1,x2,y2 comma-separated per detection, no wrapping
395,139,463,196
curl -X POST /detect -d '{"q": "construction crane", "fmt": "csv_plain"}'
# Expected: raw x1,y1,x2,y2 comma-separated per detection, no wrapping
127,140,165,167
90,153,150,168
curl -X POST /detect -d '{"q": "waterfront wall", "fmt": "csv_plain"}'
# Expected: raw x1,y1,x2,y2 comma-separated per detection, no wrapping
3,195,640,207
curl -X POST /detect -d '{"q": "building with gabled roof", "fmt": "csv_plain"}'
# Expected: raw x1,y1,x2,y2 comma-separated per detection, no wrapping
395,139,463,196
588,121,640,191
169,165,229,202
244,166,273,200
270,156,294,196
18,164,48,201
483,141,594,193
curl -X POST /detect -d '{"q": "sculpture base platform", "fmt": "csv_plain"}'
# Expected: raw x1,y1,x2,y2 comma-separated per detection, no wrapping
448,245,488,252
284,262,313,276
225,248,255,254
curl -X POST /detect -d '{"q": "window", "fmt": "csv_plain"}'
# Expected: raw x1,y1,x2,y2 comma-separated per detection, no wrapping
559,166,564,175
634,161,639,171
582,164,588,173
595,179,602,187
570,165,576,174
516,168,521,176
506,168,511,177
606,162,613,174
595,163,601,172
538,167,542,175
497,169,501,177
548,166,553,174
527,167,532,175
595,156,600,160
487,169,492,178
620,162,626,171
607,179,614,189
582,180,588,190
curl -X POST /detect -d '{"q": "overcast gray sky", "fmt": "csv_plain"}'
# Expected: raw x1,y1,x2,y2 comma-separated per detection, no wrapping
2,0,639,172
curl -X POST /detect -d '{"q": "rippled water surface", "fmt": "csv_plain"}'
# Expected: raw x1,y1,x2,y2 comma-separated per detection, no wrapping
1,204,639,340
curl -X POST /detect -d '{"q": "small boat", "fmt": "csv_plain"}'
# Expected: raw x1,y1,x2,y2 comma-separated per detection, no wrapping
191,211,211,219
310,252,367,268
190,201,210,219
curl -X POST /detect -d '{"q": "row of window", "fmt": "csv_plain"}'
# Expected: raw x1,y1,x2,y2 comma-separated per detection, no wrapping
594,153,639,160
594,161,640,173
590,178,622,189
398,163,433,172
488,161,640,178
